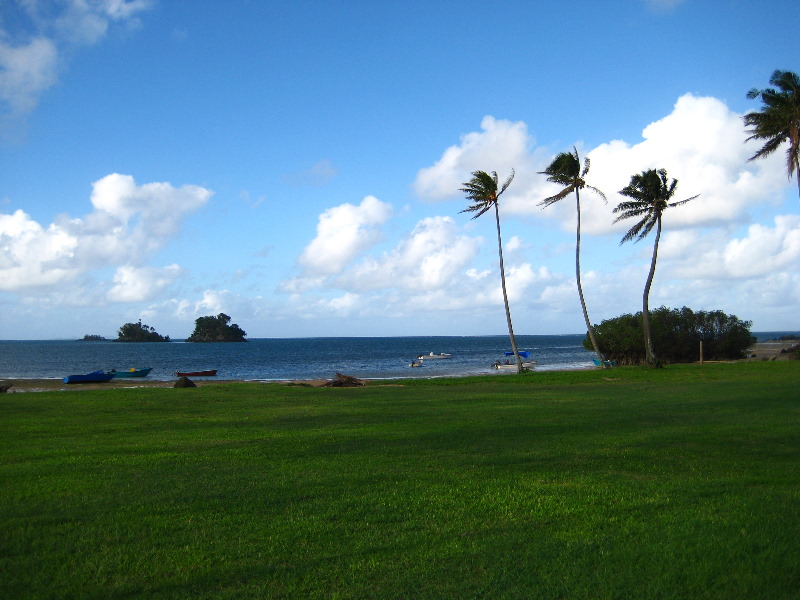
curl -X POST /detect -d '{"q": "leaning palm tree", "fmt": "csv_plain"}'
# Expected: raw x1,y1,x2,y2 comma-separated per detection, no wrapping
743,69,800,199
460,169,524,372
539,147,608,367
613,169,698,366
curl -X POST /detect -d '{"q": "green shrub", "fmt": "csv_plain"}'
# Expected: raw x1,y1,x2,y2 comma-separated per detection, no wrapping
585,306,755,365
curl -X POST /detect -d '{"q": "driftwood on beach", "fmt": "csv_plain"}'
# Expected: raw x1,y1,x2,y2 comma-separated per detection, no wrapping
321,373,365,387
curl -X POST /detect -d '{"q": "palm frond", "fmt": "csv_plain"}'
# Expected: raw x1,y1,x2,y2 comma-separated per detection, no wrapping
669,194,700,208
538,186,574,207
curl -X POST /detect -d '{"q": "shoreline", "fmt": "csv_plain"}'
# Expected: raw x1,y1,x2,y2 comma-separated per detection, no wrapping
2,340,796,394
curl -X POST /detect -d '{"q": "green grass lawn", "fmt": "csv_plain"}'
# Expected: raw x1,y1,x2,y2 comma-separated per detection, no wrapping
1,362,798,599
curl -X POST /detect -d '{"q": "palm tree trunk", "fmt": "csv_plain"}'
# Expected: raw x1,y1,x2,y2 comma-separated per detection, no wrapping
575,189,606,368
494,203,523,372
642,217,661,366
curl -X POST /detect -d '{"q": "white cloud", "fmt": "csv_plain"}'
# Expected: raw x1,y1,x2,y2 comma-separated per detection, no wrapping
107,264,181,303
0,37,58,114
338,216,480,292
413,116,541,202
0,173,211,293
297,195,392,276
0,0,152,122
414,96,790,240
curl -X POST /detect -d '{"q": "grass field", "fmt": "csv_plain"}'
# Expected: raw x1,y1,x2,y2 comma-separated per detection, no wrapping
1,361,798,599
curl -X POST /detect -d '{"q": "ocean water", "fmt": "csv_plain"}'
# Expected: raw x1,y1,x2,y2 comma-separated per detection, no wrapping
1,331,792,382
0,335,595,381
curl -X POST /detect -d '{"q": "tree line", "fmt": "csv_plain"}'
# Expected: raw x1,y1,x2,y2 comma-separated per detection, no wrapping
460,69,798,369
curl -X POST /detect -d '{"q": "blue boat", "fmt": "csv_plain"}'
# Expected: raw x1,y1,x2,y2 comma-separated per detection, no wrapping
63,370,115,384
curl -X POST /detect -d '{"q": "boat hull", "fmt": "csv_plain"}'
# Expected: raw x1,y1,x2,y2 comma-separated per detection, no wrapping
110,368,152,378
175,369,218,377
63,371,115,384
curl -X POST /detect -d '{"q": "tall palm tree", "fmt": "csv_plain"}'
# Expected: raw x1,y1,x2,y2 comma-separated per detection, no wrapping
743,69,800,199
539,147,608,367
460,169,524,372
613,169,698,366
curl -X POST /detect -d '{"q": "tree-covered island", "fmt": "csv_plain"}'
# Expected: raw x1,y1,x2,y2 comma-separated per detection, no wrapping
116,320,171,342
187,313,247,342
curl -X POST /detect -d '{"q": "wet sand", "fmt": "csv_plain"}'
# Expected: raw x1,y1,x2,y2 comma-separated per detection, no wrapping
2,340,796,393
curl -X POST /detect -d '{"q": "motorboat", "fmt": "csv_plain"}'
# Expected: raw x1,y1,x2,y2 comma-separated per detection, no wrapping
417,352,452,360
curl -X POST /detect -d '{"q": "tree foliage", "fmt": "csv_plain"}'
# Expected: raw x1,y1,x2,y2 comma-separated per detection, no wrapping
744,69,800,198
116,320,170,343
186,313,247,343
585,307,756,365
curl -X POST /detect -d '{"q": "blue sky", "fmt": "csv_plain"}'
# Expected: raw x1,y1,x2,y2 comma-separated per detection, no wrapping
1,0,798,340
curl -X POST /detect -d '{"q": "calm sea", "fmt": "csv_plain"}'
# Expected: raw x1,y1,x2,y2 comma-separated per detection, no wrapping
0,332,792,382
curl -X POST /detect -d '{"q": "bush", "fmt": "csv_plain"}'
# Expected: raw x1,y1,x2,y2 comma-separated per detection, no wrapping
585,306,755,365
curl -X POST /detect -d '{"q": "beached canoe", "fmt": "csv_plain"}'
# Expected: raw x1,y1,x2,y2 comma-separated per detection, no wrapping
109,367,152,378
175,369,218,377
63,370,115,384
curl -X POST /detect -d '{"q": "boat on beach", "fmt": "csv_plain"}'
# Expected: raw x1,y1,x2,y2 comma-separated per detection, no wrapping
108,367,152,378
175,369,218,377
63,370,116,384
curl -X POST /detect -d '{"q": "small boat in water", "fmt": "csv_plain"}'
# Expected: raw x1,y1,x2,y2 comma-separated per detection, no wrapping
417,352,452,360
108,367,152,378
409,359,423,367
493,351,536,370
63,370,115,384
175,369,218,377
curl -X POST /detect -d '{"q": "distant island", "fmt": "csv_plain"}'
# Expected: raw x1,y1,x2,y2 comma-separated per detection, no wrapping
79,334,107,341
116,320,171,343
187,313,247,342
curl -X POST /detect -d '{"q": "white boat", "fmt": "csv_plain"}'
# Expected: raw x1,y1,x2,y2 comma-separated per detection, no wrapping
493,351,536,370
493,361,536,370
417,352,452,360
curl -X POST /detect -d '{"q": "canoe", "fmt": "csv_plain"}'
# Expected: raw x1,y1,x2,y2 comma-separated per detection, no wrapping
63,370,115,384
175,369,218,377
109,367,152,378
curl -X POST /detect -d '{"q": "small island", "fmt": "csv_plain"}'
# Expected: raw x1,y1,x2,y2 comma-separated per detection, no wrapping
79,334,107,341
116,320,171,342
187,313,247,342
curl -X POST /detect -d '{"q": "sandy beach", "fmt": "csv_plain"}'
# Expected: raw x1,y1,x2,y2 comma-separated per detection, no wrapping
1,339,796,394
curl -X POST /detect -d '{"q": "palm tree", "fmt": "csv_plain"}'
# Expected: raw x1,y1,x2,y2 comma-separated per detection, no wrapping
460,169,524,372
539,147,608,367
613,169,698,366
743,69,800,199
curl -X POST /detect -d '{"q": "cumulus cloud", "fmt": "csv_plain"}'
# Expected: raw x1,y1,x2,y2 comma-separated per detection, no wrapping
107,264,181,303
337,216,480,292
0,0,152,123
413,116,547,208
297,195,393,276
0,173,211,293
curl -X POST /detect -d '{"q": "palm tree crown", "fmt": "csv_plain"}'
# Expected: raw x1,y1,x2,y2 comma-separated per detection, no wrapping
538,147,607,207
460,169,515,218
743,69,800,198
613,169,697,244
